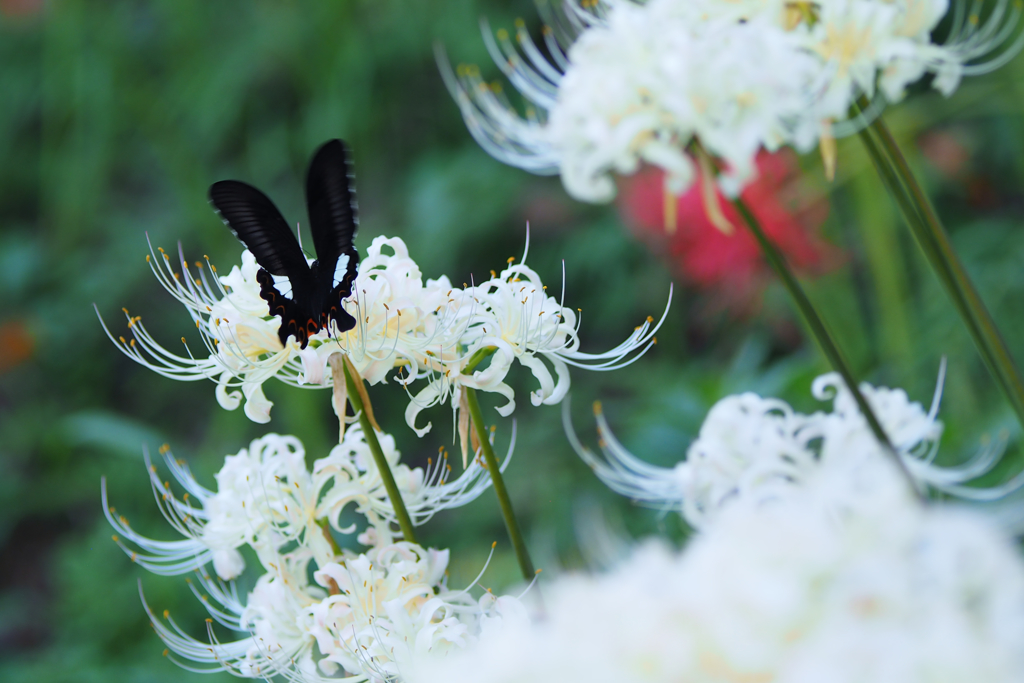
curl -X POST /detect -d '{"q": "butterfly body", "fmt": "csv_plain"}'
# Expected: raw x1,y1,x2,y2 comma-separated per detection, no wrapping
209,139,360,349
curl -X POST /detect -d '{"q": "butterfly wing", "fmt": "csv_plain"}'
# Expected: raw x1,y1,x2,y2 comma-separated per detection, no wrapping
209,180,310,278
209,180,316,347
305,139,360,333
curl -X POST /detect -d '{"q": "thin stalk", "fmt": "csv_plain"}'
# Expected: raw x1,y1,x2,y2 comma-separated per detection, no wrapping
733,198,918,489
860,111,1024,431
336,357,418,544
464,385,536,582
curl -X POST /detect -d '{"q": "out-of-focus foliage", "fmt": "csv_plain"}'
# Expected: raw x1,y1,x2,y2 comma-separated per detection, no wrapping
0,1,1022,681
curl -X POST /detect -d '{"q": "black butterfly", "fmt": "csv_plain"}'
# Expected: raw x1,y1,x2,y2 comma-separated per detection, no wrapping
209,139,360,349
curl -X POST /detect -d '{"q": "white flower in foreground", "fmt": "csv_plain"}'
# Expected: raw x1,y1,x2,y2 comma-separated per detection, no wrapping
144,539,523,682
106,434,524,681
442,0,1024,201
416,469,1024,683
144,549,322,679
308,542,526,680
102,235,668,430
568,368,1024,529
104,427,506,581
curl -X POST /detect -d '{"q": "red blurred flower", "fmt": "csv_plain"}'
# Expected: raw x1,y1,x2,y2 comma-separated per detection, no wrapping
618,149,837,316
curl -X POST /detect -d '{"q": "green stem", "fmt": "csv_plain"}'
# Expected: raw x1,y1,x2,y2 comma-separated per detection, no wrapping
859,111,1024,432
464,346,497,374
341,361,418,545
733,198,918,489
319,518,343,556
464,385,536,582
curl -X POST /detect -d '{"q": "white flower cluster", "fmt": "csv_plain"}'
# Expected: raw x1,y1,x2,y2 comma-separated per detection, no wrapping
571,369,1024,530
409,367,1024,681
443,0,1023,200
104,431,523,681
415,474,1024,682
101,235,667,427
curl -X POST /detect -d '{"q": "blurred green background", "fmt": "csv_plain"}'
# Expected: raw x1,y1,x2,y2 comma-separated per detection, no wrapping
1,1,1023,681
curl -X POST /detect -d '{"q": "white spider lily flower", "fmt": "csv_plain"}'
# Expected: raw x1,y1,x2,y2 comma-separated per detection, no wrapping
104,426,512,583
100,237,475,424
442,0,1023,200
108,444,527,681
139,536,523,682
567,368,1024,529
403,239,672,437
97,242,311,424
143,549,322,679
314,422,514,537
307,541,523,681
305,236,469,388
441,0,820,202
104,434,332,581
416,473,1024,683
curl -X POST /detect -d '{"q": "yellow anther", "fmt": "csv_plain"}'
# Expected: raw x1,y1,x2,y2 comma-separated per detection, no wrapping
536,568,543,574
497,28,509,40
181,337,186,344
205,618,213,624
131,552,137,562
491,541,497,548
646,315,654,323
146,254,151,263
163,609,170,618
515,18,525,28
159,443,170,454
111,534,119,542
163,649,169,657
593,400,602,415
507,256,515,264
119,336,126,344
